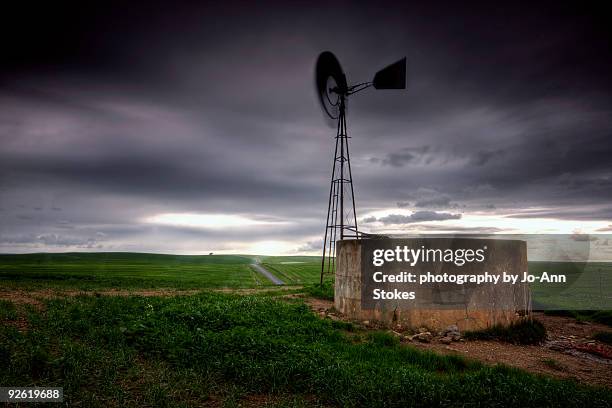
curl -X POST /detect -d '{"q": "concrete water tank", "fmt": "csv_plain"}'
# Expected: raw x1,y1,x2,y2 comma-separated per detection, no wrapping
334,238,531,331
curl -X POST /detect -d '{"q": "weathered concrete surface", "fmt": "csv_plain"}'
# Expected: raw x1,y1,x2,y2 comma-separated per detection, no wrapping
334,238,531,331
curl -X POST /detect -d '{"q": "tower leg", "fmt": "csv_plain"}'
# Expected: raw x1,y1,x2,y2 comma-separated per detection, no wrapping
320,96,359,286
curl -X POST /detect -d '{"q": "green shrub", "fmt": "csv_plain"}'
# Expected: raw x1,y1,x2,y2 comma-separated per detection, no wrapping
464,318,547,345
0,300,18,320
544,310,612,327
330,320,355,332
543,310,575,318
541,358,563,371
303,281,334,301
590,311,612,327
366,331,400,348
593,331,612,345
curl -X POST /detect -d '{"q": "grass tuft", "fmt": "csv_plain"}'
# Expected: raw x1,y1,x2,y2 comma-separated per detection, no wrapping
593,331,612,345
0,300,18,320
464,318,547,345
366,331,400,348
541,358,564,371
544,310,612,327
302,281,334,301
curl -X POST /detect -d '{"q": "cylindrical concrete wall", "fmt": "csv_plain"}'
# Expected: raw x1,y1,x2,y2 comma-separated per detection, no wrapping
334,238,531,331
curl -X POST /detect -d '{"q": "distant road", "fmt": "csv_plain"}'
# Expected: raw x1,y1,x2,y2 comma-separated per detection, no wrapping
251,262,284,285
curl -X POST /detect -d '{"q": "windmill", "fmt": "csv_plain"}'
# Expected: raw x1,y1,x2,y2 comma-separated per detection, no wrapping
315,51,406,285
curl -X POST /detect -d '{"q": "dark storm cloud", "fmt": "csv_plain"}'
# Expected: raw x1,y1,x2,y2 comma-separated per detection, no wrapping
375,211,462,225
415,196,452,208
404,225,505,234
370,146,433,167
0,233,102,248
359,100,612,215
396,188,456,209
296,240,324,253
1,1,611,252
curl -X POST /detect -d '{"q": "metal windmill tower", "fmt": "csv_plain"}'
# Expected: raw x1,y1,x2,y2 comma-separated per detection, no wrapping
315,51,406,285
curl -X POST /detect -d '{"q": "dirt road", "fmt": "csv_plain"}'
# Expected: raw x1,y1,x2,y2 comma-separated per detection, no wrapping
250,263,284,285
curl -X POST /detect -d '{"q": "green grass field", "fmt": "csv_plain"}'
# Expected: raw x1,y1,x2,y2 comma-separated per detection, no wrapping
2,292,611,407
529,261,611,310
1,253,611,405
0,253,274,290
0,253,327,291
1,254,608,308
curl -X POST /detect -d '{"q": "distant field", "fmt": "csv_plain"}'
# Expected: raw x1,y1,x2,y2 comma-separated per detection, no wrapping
0,253,274,290
1,254,608,309
529,261,611,310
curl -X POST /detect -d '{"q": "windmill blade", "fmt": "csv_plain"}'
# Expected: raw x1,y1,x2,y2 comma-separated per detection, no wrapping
372,57,406,89
315,51,348,120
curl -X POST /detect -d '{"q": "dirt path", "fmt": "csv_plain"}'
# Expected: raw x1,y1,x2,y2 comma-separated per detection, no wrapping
305,298,612,388
250,263,284,285
0,286,303,308
0,288,203,307
412,330,612,388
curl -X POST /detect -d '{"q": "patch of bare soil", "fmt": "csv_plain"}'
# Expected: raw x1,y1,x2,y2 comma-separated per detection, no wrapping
0,288,203,305
237,393,321,407
3,315,30,332
213,285,303,294
0,286,303,307
537,312,610,339
414,336,611,388
303,298,612,388
0,289,47,309
304,297,334,313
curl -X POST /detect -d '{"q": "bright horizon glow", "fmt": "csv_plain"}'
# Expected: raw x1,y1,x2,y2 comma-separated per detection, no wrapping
144,213,288,229
209,240,297,256
360,208,610,235
247,240,296,255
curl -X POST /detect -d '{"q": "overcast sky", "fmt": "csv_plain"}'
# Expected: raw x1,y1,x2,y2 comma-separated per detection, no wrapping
1,1,611,254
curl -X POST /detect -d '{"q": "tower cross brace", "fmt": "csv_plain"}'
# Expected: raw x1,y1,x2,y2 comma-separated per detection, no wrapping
320,94,359,285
